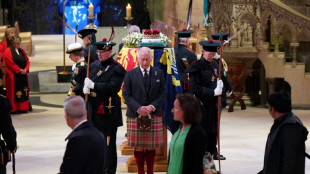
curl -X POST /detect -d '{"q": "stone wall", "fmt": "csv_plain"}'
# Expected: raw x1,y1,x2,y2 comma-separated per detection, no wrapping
163,0,204,27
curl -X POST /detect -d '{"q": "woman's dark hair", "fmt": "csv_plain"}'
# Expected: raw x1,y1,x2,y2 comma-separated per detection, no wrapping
176,93,202,124
268,90,292,113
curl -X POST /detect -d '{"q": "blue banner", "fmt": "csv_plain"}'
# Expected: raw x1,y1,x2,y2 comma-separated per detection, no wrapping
154,48,182,133
203,0,209,27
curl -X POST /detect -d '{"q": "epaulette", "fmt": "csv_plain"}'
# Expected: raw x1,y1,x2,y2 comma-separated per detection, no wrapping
114,60,123,67
114,61,126,76
187,59,202,73
185,47,194,53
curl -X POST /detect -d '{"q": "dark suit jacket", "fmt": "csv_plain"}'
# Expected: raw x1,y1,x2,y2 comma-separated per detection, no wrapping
123,66,166,117
0,95,17,152
259,112,308,174
60,121,106,174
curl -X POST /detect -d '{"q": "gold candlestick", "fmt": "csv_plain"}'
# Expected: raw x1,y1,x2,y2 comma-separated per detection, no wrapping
124,17,133,29
84,15,97,29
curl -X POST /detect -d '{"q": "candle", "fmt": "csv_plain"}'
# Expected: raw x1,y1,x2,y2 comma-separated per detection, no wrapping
89,3,94,17
126,3,132,18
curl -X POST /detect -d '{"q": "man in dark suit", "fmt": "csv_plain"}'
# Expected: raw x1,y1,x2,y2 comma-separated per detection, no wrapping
0,93,17,174
59,96,106,174
123,47,166,174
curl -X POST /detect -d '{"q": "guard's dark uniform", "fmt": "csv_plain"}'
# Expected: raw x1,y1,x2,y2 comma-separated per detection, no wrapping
0,94,17,173
211,58,232,108
188,38,223,157
78,28,99,64
87,56,126,174
84,43,98,64
188,57,223,155
68,61,87,97
176,44,197,93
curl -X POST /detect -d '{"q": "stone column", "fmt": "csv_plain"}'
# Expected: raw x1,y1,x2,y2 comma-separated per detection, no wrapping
274,33,279,52
290,42,299,67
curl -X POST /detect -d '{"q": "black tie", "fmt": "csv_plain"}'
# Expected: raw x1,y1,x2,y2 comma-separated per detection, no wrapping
143,69,149,84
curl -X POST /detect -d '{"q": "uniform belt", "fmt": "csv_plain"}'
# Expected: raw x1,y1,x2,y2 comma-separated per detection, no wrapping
90,92,97,97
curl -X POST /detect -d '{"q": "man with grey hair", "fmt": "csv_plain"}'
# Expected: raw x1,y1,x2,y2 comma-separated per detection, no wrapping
59,96,106,174
118,25,141,52
174,29,197,94
123,47,166,174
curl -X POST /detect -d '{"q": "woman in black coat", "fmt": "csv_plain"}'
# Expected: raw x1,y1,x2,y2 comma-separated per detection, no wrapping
167,93,207,174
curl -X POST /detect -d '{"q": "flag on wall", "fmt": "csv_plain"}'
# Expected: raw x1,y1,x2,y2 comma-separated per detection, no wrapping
203,0,209,27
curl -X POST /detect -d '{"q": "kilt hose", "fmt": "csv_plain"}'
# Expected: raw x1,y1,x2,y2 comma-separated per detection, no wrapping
127,116,164,148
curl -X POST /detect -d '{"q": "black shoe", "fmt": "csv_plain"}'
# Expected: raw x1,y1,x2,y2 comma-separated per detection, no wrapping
213,154,226,160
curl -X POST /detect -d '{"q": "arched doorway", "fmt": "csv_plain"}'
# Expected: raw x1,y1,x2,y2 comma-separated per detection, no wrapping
245,58,267,106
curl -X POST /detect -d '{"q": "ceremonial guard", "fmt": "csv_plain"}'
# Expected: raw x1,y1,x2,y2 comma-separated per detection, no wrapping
78,28,98,64
188,40,224,159
211,33,233,109
0,93,17,174
83,38,126,174
66,43,87,97
174,29,197,93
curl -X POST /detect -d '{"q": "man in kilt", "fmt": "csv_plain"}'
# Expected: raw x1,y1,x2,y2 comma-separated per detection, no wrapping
122,47,166,174
83,38,126,174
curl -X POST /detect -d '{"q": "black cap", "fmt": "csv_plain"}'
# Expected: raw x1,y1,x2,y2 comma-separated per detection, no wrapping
211,33,229,41
78,28,97,39
175,29,194,38
199,40,221,52
94,38,116,51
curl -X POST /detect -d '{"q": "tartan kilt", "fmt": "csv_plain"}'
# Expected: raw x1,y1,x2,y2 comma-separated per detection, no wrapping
127,116,164,148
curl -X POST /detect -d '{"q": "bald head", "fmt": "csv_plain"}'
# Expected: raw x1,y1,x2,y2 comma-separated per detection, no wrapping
129,25,140,34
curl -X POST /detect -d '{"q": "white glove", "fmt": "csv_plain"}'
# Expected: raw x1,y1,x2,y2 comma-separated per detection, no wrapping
84,78,94,89
214,87,223,96
83,86,90,94
217,79,223,88
226,90,233,97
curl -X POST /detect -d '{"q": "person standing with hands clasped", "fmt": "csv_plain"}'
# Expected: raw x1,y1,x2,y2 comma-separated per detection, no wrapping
258,91,308,174
122,47,166,174
167,93,207,174
188,39,223,159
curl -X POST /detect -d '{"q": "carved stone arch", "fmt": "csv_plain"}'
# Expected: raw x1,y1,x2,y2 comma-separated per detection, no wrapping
261,11,277,26
275,21,297,40
239,12,258,26
296,30,310,42
215,12,230,33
